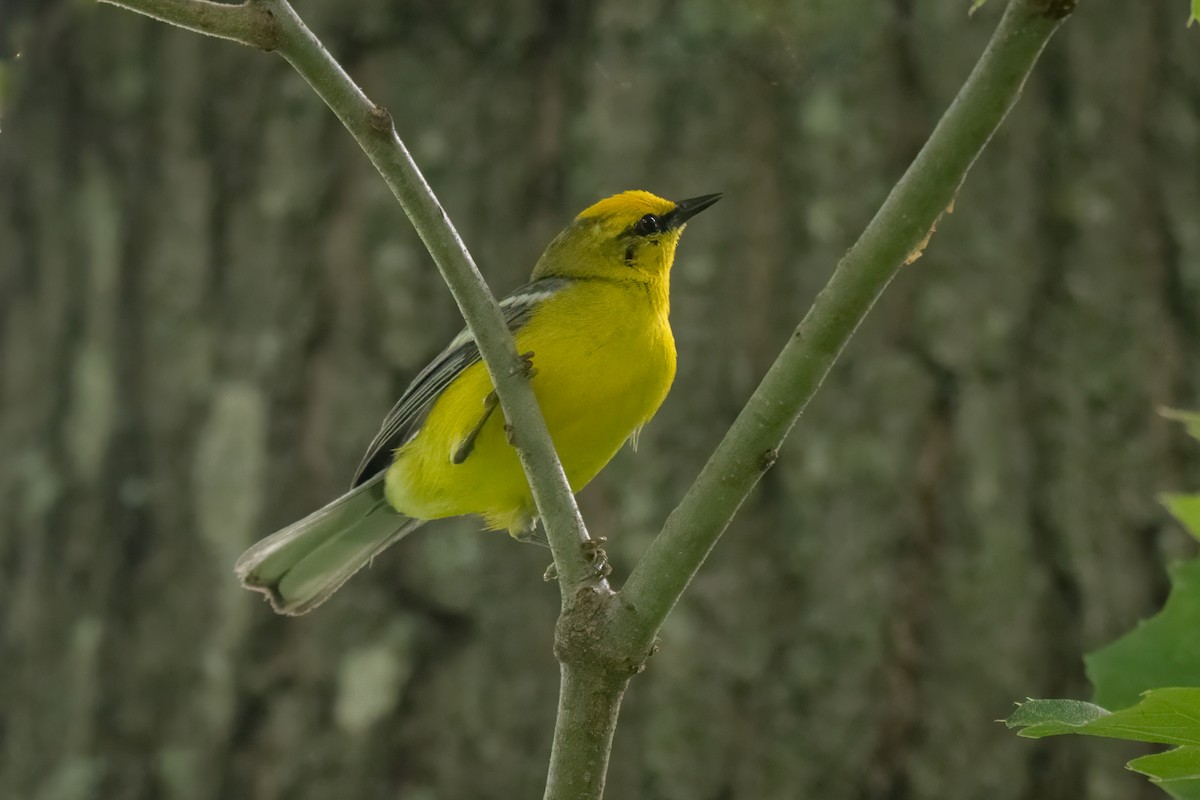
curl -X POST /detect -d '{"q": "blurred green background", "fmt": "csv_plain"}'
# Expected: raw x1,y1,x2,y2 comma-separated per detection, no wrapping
2,1,1198,798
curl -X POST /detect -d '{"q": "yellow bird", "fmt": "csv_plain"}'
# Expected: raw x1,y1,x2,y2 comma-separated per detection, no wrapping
236,190,720,614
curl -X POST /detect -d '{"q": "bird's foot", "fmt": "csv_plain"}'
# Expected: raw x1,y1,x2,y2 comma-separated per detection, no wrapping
582,536,612,578
511,351,537,380
513,523,549,548
503,353,536,448
542,537,611,581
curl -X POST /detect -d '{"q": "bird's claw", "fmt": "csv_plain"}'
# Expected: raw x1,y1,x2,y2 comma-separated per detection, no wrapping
512,351,537,380
581,536,607,557
582,536,612,578
503,354,536,448
543,537,611,582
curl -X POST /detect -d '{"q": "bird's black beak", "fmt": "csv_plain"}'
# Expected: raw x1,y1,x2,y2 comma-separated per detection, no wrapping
663,193,722,230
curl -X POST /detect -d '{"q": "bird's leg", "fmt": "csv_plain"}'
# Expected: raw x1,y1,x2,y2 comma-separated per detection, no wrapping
504,352,538,446
512,519,549,547
543,538,612,582
513,518,567,584
451,391,499,465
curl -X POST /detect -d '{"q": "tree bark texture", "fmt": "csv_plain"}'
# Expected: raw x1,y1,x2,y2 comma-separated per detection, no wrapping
2,2,1197,799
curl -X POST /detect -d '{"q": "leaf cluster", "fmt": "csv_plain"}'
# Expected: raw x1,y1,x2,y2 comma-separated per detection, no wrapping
1006,410,1200,798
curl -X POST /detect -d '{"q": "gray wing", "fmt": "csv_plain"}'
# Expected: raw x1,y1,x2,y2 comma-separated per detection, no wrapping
350,278,569,486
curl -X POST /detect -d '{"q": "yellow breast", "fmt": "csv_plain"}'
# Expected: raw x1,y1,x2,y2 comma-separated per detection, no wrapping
384,278,676,532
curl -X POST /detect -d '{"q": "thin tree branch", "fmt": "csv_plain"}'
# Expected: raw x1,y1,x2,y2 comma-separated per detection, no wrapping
95,0,278,49
543,662,629,800
98,0,601,591
542,589,645,800
617,0,1073,643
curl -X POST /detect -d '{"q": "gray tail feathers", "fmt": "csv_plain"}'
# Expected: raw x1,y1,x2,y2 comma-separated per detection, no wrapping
235,474,424,615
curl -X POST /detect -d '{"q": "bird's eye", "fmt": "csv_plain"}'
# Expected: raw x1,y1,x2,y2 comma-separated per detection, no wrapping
634,214,661,236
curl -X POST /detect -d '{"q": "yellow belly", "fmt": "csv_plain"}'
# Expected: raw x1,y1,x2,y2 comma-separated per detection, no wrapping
384,279,676,532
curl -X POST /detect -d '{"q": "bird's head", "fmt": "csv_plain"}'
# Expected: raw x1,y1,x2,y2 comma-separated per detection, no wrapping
532,190,720,284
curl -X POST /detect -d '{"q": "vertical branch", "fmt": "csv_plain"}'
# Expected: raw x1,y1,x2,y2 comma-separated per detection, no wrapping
543,665,629,800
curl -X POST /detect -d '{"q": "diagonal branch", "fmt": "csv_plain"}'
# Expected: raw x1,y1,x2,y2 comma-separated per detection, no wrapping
99,0,601,591
544,0,1077,793
617,0,1076,661
96,0,278,49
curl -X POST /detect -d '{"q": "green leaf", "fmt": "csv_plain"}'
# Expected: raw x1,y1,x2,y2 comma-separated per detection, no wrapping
1086,559,1200,710
1162,408,1200,444
1005,699,1110,737
1190,0,1200,28
1163,493,1200,542
1009,413,1200,797
1129,747,1200,799
1006,688,1200,746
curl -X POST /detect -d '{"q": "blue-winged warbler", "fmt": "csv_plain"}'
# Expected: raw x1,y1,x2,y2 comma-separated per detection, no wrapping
235,190,720,614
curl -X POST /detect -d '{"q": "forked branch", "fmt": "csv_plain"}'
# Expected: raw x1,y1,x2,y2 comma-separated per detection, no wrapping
98,1,1077,799
545,2,1074,797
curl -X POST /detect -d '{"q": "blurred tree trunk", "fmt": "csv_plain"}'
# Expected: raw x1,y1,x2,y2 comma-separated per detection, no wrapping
2,1,1198,799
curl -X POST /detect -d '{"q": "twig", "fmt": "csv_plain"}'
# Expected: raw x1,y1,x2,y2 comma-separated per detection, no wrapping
98,0,601,591
95,0,277,49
